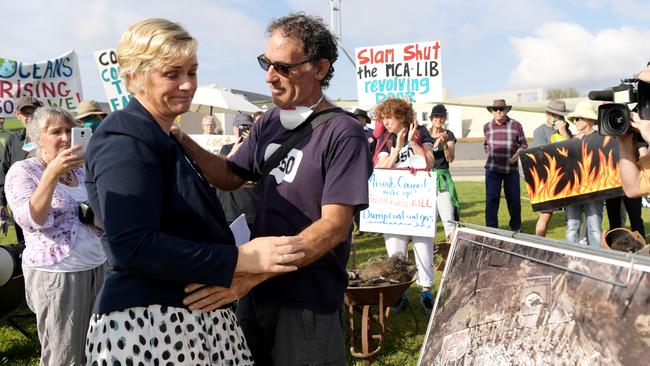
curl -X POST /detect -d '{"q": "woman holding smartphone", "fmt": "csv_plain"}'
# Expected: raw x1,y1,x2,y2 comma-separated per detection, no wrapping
374,98,436,314
5,107,106,365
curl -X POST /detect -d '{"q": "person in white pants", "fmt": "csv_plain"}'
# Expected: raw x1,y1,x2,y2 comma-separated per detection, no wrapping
374,98,436,314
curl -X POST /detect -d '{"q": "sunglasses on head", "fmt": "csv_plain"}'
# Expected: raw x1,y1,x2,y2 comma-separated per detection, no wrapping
257,54,311,77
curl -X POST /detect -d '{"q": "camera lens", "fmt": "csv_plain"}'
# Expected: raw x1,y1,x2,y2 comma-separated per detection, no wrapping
607,110,625,130
598,104,630,136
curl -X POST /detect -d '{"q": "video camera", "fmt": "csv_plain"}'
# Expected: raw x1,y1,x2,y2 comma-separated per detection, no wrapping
588,78,650,136
237,124,251,134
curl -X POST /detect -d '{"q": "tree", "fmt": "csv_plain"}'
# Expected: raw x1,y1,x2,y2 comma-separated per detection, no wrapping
547,88,580,99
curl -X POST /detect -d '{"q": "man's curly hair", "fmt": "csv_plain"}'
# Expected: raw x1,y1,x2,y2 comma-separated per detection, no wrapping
267,12,338,88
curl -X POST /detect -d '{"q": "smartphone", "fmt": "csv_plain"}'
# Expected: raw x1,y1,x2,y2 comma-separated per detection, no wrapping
71,127,92,155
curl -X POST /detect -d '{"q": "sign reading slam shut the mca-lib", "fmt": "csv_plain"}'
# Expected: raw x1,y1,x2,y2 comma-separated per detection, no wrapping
355,41,442,107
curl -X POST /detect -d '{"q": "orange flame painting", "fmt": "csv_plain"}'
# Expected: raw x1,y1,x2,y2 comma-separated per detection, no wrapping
521,136,623,212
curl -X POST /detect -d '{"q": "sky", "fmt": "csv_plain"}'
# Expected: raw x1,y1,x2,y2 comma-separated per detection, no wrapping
2,0,649,103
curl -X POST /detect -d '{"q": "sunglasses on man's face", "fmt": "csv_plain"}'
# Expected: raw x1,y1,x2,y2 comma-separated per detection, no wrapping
257,54,311,77
491,107,505,112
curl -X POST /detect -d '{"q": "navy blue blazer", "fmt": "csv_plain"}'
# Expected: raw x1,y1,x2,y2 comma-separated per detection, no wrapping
86,98,238,314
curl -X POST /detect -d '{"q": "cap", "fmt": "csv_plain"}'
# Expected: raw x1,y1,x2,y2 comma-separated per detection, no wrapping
16,96,43,113
430,104,447,116
233,114,254,126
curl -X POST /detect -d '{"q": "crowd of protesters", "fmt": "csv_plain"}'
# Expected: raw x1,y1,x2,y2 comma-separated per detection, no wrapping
2,11,649,366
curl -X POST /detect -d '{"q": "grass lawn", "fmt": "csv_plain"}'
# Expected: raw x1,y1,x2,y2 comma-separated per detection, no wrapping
2,181,649,365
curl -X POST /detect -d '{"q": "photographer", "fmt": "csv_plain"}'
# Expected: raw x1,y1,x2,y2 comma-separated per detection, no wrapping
5,107,106,364
217,114,258,229
616,64,650,198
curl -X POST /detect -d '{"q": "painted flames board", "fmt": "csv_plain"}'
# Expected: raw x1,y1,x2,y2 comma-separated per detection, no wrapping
520,134,623,212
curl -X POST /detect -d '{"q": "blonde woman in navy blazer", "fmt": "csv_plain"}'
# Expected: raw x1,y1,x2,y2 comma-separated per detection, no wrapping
84,18,304,365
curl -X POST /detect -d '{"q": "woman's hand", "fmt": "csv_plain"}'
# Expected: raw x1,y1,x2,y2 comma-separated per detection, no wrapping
235,235,305,273
227,131,249,158
394,129,406,152
170,125,185,142
43,146,84,179
407,121,418,144
434,131,448,149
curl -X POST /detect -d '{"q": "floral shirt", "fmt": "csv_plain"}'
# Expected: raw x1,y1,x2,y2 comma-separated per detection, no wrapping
5,157,87,266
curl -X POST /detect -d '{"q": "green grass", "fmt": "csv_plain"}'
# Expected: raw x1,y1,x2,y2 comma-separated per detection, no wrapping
3,181,649,365
3,118,23,131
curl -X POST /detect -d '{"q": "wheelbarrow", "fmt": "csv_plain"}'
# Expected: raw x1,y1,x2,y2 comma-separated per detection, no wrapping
344,278,417,365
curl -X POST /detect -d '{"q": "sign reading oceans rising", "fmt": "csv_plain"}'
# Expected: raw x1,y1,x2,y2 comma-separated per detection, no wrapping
94,49,132,112
0,50,83,117
355,41,442,107
360,169,437,238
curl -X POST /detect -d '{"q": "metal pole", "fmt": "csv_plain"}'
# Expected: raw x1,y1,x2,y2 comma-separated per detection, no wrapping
330,0,356,69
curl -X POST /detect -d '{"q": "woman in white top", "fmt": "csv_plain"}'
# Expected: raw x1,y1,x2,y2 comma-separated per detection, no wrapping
374,98,436,314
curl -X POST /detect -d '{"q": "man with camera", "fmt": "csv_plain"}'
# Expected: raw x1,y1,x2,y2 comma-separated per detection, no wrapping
217,114,258,229
614,64,650,198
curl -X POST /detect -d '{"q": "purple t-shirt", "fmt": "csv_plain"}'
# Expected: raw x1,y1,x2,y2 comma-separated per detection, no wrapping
228,107,372,313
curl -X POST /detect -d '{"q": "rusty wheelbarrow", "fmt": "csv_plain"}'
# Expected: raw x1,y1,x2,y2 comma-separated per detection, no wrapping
344,278,417,365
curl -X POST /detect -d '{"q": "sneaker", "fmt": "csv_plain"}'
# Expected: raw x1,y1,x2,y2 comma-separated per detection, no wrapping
420,290,433,315
391,293,408,314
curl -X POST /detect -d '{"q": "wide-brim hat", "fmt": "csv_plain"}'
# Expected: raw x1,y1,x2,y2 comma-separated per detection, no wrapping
76,100,105,120
567,101,598,122
353,108,371,124
545,99,568,116
486,99,512,112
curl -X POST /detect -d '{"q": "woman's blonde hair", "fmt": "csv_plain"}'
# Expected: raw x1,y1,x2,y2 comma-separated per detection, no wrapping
375,98,415,128
117,18,197,93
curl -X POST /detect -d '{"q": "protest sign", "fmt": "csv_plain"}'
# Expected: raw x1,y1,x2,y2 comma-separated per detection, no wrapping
355,41,442,107
520,135,623,211
0,50,83,117
94,49,132,111
360,168,437,237
419,226,650,365
188,134,237,155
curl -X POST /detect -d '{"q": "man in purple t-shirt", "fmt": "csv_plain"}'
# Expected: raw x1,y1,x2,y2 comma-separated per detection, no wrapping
483,99,527,231
179,13,371,365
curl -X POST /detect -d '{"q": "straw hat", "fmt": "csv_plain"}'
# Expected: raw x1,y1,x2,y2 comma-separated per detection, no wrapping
567,101,598,122
76,100,106,120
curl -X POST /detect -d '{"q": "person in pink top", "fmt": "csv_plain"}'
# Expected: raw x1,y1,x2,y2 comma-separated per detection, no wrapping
5,107,106,365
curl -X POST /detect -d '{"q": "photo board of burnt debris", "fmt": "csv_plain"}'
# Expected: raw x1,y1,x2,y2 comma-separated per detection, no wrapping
418,227,650,366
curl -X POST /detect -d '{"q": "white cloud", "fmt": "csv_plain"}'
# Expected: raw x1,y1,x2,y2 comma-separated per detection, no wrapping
507,22,650,90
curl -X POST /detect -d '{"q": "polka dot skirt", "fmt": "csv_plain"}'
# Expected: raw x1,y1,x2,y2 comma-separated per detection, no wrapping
85,305,253,365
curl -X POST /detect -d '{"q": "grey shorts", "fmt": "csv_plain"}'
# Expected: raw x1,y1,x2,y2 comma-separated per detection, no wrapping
236,292,346,365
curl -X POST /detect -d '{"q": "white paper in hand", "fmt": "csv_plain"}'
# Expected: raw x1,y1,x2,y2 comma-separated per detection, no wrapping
229,214,250,247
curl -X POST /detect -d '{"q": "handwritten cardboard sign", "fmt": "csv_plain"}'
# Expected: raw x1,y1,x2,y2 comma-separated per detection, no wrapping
360,168,437,237
94,48,133,111
0,50,83,117
355,41,442,107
